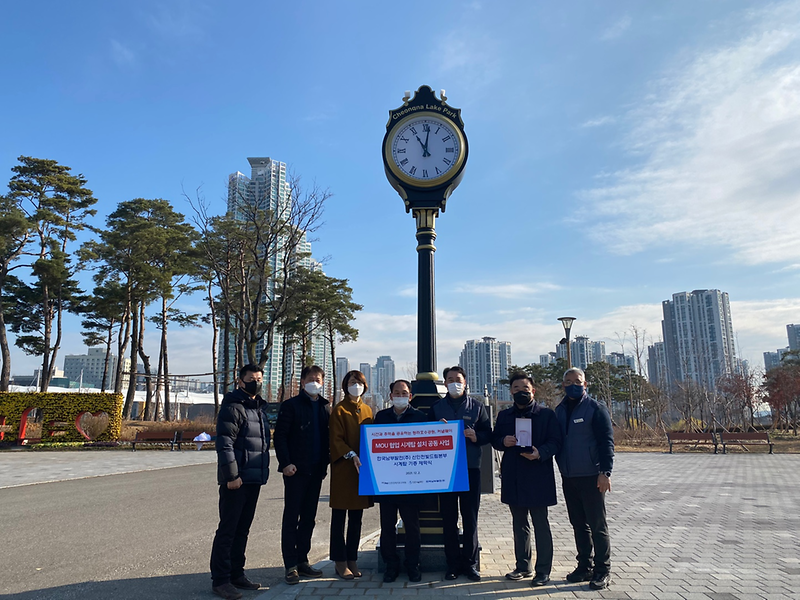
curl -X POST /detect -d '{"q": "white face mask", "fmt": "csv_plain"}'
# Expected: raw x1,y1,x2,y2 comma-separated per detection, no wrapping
447,382,465,397
304,381,323,397
347,383,364,398
392,397,409,410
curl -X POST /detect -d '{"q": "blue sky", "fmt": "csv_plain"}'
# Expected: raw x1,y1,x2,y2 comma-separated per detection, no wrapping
2,1,800,380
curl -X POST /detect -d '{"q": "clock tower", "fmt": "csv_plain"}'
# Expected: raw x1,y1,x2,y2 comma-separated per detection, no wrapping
382,85,469,403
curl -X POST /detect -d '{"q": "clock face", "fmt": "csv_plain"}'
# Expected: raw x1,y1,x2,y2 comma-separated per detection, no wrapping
386,114,464,187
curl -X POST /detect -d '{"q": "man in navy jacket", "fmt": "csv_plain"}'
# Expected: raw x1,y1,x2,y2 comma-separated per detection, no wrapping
373,379,428,583
428,366,491,582
210,364,270,600
492,372,562,586
555,367,615,590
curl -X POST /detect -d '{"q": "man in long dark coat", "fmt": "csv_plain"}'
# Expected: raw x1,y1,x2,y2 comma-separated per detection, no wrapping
492,371,562,587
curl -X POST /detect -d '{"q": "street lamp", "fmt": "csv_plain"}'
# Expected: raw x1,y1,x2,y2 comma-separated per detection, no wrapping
558,317,577,369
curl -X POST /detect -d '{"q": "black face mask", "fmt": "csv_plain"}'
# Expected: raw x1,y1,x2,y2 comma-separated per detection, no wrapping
513,391,532,406
243,380,262,397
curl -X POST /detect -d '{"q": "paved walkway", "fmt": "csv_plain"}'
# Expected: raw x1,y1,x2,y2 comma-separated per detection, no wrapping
254,453,800,600
2,450,798,599
0,447,217,488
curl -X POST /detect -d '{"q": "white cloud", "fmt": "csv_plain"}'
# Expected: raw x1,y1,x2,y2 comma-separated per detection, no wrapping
110,39,136,67
453,282,562,297
600,15,632,41
432,26,502,91
146,2,206,41
337,297,800,378
729,298,800,366
397,285,417,298
580,2,800,265
581,116,616,128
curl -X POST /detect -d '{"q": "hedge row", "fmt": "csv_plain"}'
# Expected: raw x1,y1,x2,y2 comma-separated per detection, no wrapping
0,392,123,443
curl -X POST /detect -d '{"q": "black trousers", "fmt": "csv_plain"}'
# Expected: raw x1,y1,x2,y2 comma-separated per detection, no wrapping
440,467,481,570
379,499,421,570
281,472,325,569
330,508,363,561
210,484,261,586
562,475,611,574
509,504,553,575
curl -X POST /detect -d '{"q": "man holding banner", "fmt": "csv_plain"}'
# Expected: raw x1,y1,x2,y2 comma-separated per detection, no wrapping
428,366,491,582
373,379,428,583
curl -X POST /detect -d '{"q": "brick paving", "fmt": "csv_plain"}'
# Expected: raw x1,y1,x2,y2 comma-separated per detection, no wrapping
256,453,800,600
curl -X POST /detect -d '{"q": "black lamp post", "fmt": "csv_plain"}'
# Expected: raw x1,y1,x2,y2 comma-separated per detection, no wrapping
558,317,576,369
382,86,469,405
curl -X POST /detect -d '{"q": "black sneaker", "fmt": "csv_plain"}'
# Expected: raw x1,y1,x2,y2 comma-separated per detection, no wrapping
530,573,550,586
297,562,323,578
505,569,532,581
230,575,260,590
407,566,422,582
284,568,300,585
212,583,243,600
589,572,610,590
565,567,593,583
383,567,399,583
463,566,481,582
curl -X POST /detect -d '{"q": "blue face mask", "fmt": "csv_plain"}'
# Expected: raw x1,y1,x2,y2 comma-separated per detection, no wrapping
565,384,584,400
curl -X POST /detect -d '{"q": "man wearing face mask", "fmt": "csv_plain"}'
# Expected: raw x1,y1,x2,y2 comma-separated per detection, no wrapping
210,364,270,600
274,365,330,585
428,366,491,582
373,380,428,583
491,372,562,587
555,368,614,591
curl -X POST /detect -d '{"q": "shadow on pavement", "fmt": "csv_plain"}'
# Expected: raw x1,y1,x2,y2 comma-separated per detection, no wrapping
0,567,285,600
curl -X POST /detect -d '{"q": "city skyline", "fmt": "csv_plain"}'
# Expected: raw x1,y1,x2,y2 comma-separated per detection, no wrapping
2,2,800,381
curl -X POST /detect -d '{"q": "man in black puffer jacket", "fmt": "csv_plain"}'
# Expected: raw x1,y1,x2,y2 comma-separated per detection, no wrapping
210,364,271,600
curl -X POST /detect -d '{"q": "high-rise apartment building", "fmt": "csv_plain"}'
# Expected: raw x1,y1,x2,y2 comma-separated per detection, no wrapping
375,355,395,402
540,353,556,366
459,337,512,402
788,324,800,352
336,356,350,394
63,347,131,389
571,336,592,371
221,157,332,399
606,352,635,370
661,289,737,392
647,342,667,389
591,341,606,364
763,350,788,372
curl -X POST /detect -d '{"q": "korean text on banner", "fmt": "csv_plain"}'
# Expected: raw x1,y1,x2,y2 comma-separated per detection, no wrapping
358,420,469,496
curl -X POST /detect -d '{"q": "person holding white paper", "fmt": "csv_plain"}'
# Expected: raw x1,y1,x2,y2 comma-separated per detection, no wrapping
491,372,562,587
373,379,428,583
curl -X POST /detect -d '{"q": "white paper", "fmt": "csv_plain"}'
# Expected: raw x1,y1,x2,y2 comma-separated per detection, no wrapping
515,418,532,447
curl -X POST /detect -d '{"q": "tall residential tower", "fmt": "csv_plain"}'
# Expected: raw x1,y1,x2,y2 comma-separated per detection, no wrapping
661,289,738,392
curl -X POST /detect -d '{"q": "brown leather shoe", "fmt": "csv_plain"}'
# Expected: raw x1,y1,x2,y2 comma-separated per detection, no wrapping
212,582,243,600
335,561,354,580
231,575,260,590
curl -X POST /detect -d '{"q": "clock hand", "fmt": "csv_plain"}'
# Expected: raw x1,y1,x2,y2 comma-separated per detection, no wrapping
416,135,426,154
423,130,431,157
